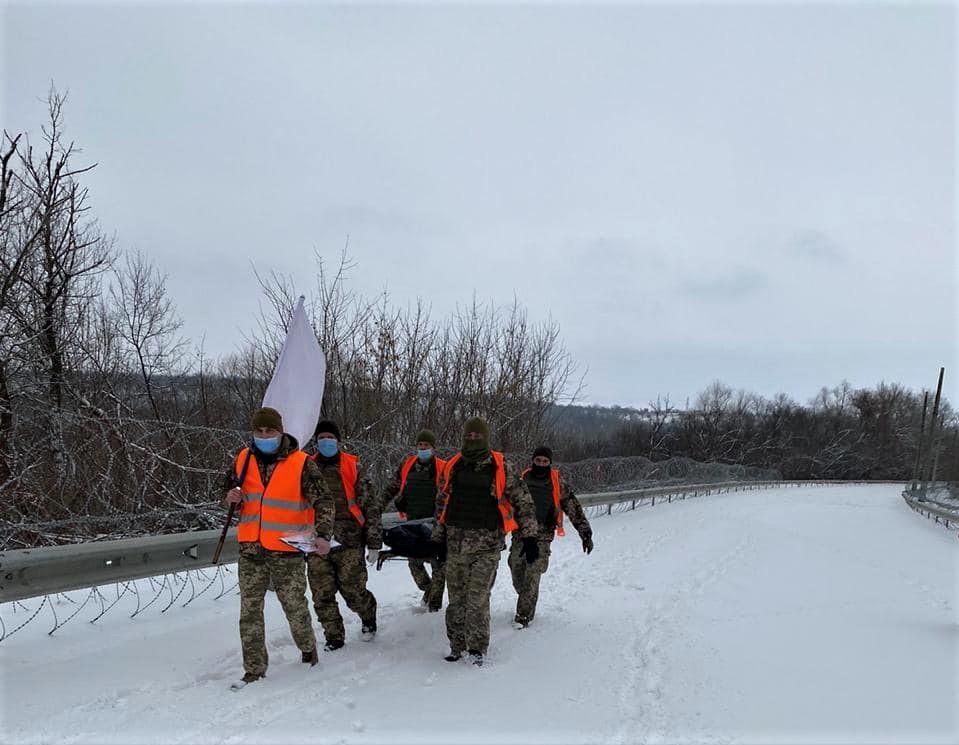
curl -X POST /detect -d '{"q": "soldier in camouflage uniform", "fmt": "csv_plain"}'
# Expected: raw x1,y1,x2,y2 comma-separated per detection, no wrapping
306,420,381,650
222,407,335,690
508,445,593,629
431,417,538,666
380,429,446,611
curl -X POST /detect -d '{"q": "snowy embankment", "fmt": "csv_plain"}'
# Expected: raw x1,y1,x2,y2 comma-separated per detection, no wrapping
1,484,955,744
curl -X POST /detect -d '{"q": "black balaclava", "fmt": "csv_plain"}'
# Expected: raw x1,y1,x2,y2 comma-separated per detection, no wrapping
461,417,491,463
530,445,553,478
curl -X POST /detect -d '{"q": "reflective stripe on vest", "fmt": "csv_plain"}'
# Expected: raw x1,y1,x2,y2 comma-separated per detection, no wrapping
397,455,447,521
235,448,313,551
521,467,565,537
438,451,518,533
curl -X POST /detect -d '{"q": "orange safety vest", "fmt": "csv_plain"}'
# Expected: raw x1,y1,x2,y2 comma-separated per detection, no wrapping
438,451,518,533
235,448,314,552
312,451,366,527
397,455,447,520
522,467,565,537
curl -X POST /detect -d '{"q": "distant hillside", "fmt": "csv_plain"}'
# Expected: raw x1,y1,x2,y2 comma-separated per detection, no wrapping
545,402,680,446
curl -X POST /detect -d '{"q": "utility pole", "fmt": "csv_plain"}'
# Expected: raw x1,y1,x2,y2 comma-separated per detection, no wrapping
929,412,947,487
911,391,929,493
919,367,945,497
951,430,959,483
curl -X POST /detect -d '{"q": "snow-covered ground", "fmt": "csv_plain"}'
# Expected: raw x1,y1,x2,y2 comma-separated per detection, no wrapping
1,484,955,744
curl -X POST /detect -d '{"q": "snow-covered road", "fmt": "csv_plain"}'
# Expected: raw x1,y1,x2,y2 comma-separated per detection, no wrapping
1,484,955,744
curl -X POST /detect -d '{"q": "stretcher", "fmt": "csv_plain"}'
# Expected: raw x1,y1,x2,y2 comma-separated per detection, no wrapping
375,518,446,569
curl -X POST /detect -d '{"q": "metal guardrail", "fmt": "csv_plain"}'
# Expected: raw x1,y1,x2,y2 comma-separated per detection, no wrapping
902,491,959,532
0,479,903,604
574,479,892,512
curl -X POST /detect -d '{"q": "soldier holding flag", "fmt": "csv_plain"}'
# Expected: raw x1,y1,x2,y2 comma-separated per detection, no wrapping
222,407,334,690
219,296,333,689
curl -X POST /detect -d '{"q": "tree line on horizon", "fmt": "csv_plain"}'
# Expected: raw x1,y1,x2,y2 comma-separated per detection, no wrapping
550,379,955,482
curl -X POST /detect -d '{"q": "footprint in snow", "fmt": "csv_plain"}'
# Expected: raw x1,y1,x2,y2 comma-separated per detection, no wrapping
194,669,232,684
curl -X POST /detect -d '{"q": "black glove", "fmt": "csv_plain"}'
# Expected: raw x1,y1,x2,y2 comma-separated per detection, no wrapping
582,534,594,555
375,550,394,571
520,536,540,564
430,539,447,565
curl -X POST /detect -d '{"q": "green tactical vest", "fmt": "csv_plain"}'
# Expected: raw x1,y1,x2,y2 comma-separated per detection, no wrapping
524,473,556,528
444,462,501,531
402,463,437,520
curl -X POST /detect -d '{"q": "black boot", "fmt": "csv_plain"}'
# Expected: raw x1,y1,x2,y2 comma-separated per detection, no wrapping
302,648,318,665
324,638,344,652
468,650,484,667
444,650,463,662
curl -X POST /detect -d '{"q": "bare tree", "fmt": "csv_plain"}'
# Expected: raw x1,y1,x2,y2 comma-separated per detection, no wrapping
247,252,580,451
109,250,188,421
13,89,112,489
0,130,30,487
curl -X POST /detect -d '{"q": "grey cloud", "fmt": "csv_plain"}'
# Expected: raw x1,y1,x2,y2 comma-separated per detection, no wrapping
680,269,769,300
788,230,845,261
569,235,666,268
317,204,421,235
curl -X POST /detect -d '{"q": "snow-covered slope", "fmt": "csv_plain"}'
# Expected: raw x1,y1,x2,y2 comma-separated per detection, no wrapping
1,484,955,744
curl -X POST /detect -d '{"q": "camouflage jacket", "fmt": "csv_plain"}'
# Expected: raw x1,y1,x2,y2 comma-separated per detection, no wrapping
220,434,335,556
312,452,382,551
527,471,592,542
431,453,538,554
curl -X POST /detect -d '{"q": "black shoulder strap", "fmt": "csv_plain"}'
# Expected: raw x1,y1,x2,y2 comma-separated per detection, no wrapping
234,444,255,488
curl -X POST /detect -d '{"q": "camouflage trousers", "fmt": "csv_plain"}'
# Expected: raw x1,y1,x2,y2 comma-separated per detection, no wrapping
306,548,377,643
408,558,446,610
238,549,316,676
508,536,553,622
444,548,500,655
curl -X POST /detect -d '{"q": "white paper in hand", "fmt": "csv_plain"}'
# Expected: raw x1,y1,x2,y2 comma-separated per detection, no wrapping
261,296,326,449
279,535,342,553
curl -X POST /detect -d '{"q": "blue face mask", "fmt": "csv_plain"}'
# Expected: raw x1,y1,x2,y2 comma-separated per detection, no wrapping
417,449,433,461
317,439,338,458
254,436,280,454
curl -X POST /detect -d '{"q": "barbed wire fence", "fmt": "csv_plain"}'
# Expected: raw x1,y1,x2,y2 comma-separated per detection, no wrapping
0,566,243,643
0,401,778,550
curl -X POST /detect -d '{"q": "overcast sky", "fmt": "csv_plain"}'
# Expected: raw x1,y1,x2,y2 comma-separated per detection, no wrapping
3,2,956,408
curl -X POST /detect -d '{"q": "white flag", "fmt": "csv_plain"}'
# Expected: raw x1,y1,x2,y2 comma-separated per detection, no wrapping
262,296,326,449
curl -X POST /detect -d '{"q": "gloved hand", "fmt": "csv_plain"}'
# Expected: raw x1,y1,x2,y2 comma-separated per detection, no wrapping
429,539,447,564
374,550,394,571
520,537,540,565
366,548,380,566
581,533,594,555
